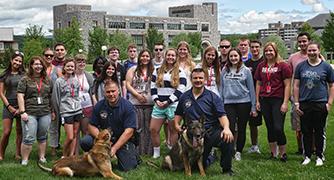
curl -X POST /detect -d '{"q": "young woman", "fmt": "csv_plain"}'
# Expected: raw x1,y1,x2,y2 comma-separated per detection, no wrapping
196,46,221,96
126,49,154,155
177,41,195,91
0,52,25,161
254,42,292,162
92,56,107,80
150,48,187,158
52,58,83,157
221,48,257,161
74,54,95,135
294,43,334,166
17,56,52,165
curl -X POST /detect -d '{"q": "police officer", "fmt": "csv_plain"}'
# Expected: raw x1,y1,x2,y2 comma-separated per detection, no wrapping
174,68,234,176
80,80,139,171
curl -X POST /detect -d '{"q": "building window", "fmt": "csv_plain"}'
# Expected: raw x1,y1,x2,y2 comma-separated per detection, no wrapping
149,23,164,30
68,21,71,27
167,23,181,30
168,35,175,46
57,21,62,28
109,22,126,29
184,24,197,30
93,20,98,27
132,35,144,49
0,42,4,50
201,23,209,32
130,22,145,29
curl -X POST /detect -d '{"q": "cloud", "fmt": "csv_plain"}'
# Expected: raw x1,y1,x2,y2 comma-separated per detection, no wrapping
220,10,310,34
300,0,327,12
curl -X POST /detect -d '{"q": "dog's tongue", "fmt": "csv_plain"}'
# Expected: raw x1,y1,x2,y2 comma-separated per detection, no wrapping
193,137,198,148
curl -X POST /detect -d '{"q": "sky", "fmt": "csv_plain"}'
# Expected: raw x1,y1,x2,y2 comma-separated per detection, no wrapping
0,0,333,35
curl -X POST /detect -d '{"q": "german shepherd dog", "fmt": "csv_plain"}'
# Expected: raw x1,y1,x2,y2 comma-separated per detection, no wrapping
38,129,122,179
162,117,206,176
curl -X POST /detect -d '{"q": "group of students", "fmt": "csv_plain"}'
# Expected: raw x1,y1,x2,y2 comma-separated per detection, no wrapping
0,32,333,172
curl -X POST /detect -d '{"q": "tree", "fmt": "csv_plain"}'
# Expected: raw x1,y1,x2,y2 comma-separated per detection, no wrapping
321,12,334,60
299,22,322,45
108,30,134,61
88,26,109,63
262,35,288,59
0,47,14,68
169,32,202,58
22,24,46,63
145,27,164,53
54,17,84,56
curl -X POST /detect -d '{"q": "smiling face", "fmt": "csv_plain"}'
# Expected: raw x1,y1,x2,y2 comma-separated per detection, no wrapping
43,50,54,64
297,35,310,52
205,50,216,66
32,59,43,75
219,40,231,56
191,71,205,89
228,50,240,66
264,45,276,61
128,47,137,60
140,51,150,65
307,44,320,61
165,50,177,66
55,45,66,60
106,65,116,77
238,40,249,54
11,55,23,71
64,61,75,75
104,81,119,105
76,58,86,71
178,44,189,59
250,42,261,57
108,49,119,62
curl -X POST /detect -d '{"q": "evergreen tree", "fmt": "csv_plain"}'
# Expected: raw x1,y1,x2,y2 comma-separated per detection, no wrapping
321,12,334,60
88,26,109,63
145,27,164,53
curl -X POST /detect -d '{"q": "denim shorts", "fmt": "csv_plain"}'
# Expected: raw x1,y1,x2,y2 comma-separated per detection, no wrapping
22,114,51,145
63,113,83,124
151,105,176,120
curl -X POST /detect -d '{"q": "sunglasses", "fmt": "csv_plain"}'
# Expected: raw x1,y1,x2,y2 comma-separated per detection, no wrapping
44,54,54,58
219,45,231,49
155,48,163,52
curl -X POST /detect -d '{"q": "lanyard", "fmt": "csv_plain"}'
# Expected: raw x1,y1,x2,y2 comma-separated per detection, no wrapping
265,63,272,82
207,66,214,86
66,79,75,97
35,77,43,95
77,74,84,91
141,69,148,82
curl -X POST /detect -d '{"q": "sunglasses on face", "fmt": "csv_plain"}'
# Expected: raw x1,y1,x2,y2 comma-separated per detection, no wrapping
155,48,163,52
219,45,231,49
44,54,54,58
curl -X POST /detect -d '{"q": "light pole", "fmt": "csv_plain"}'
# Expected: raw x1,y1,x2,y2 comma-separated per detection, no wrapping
101,45,107,58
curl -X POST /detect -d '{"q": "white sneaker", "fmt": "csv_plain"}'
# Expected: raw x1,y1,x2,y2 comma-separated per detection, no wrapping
301,157,311,165
248,145,261,154
21,160,28,166
316,157,324,166
235,152,241,161
153,154,160,159
39,157,47,163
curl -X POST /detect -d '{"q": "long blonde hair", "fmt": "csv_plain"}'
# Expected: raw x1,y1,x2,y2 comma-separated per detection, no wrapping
177,41,195,71
263,42,284,63
201,46,221,86
156,48,180,88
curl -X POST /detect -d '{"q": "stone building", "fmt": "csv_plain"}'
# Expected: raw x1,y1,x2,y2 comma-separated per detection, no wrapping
0,27,18,52
53,2,220,51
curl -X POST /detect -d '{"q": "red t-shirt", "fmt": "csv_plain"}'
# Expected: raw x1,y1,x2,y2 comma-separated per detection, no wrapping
254,61,292,98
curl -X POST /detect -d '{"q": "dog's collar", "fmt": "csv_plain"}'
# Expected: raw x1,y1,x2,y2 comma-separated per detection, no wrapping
182,130,193,147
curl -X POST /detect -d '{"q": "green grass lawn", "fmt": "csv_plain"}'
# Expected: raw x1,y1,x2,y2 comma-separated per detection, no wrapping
0,102,333,179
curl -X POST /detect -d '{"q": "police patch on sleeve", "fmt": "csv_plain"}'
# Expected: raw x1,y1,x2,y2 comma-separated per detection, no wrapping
184,99,192,109
99,110,108,120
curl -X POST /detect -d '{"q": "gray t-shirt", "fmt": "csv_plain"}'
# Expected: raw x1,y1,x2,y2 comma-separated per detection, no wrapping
17,76,52,116
0,73,24,101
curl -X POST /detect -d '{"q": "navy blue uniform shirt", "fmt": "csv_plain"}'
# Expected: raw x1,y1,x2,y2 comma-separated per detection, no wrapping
90,97,137,139
175,88,226,129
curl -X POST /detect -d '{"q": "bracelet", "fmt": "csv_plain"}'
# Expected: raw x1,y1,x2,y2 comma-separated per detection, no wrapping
19,111,26,115
6,104,11,108
294,102,299,105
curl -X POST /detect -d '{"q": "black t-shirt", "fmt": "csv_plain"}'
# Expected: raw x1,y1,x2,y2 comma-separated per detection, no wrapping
244,56,264,85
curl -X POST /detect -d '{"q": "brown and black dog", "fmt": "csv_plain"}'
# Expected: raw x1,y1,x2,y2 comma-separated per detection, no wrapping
38,129,122,179
162,117,206,176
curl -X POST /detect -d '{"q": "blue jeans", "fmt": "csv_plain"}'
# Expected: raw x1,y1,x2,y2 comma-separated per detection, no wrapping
21,114,51,145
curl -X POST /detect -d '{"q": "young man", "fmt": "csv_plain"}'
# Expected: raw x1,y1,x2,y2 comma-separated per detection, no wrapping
123,43,138,73
238,38,252,62
107,47,127,97
244,40,264,154
152,43,164,69
219,39,232,68
174,68,234,176
288,32,311,154
80,80,140,171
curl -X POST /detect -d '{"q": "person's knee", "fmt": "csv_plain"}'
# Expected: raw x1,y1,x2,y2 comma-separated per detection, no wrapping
23,135,36,145
80,135,94,152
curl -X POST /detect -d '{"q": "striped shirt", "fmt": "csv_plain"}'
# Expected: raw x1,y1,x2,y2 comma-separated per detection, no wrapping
151,68,187,106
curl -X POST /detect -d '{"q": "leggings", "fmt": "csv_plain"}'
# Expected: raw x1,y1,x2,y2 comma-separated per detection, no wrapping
260,97,286,145
224,102,251,153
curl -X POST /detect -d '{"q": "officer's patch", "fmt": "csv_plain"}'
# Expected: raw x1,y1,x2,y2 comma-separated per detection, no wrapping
99,110,108,120
184,99,192,108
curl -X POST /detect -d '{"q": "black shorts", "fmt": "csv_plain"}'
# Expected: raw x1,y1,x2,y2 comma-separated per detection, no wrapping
249,110,262,126
63,113,83,124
